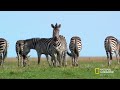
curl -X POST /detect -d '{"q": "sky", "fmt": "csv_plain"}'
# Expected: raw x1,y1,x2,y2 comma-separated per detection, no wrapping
0,11,120,57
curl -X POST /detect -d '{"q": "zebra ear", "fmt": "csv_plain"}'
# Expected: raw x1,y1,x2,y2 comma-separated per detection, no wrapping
58,24,61,28
51,24,54,28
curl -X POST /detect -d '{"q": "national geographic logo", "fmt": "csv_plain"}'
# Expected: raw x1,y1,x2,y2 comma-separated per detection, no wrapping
95,68,114,74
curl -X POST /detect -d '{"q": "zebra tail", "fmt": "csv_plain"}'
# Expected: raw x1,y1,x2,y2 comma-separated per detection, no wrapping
67,51,72,57
108,38,111,50
75,49,79,57
75,39,79,57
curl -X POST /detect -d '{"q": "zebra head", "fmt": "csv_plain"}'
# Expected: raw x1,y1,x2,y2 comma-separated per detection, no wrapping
51,23,61,41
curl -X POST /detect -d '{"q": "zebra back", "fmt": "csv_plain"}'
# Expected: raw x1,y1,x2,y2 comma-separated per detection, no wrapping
35,38,53,54
104,36,119,54
24,38,40,49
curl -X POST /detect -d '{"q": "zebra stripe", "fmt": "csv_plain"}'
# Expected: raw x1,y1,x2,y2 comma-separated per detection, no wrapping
67,36,82,66
0,38,8,67
35,38,54,66
50,23,67,67
104,36,120,66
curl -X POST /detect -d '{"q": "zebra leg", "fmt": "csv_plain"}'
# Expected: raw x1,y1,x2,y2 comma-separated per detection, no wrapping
118,52,120,64
1,53,4,67
23,56,27,67
54,54,57,67
116,51,120,64
71,52,75,66
19,56,21,67
49,53,54,66
23,59,26,67
57,53,62,67
25,57,29,66
20,56,22,67
17,54,20,67
21,56,24,67
106,51,110,66
75,56,79,66
0,60,1,66
3,50,7,67
37,52,41,65
72,57,74,66
73,53,76,66
62,52,65,66
106,51,109,59
109,52,112,66
46,55,51,66
65,53,67,66
2,58,5,68
26,56,30,66
0,54,2,66
18,57,19,67
73,57,76,66
51,57,54,66
62,52,67,66
61,52,64,66
74,55,77,66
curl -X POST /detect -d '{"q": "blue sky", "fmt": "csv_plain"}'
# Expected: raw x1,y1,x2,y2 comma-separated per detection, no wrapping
0,11,120,57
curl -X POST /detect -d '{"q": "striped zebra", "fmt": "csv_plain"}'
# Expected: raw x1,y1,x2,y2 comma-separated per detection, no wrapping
0,38,8,67
67,36,82,66
49,23,68,67
23,38,52,66
104,36,120,66
16,40,30,67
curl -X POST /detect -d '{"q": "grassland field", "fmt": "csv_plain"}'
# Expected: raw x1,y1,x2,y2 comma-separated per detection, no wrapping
0,57,120,79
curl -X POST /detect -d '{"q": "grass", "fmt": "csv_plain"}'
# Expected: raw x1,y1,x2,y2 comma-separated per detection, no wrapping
0,57,120,79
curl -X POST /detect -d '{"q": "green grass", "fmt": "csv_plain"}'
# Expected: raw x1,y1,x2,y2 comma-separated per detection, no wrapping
0,57,120,79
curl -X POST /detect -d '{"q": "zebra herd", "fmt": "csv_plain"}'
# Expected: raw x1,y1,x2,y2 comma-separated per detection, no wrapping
0,23,120,67
15,23,76,67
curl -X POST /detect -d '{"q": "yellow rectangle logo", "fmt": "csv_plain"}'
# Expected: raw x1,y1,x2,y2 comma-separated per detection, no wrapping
95,68,100,74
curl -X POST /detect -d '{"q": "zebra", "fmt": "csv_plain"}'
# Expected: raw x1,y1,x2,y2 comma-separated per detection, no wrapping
104,36,120,66
16,40,30,67
0,38,8,67
67,36,82,66
49,23,68,67
23,38,53,66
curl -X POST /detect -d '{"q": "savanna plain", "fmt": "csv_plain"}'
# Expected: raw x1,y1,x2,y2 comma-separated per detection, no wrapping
0,57,120,79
